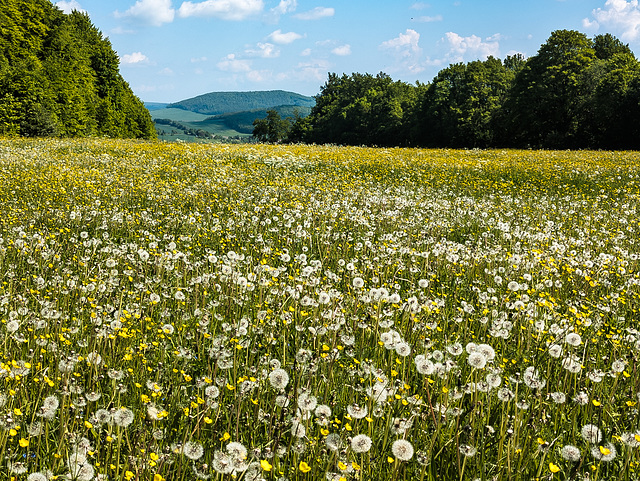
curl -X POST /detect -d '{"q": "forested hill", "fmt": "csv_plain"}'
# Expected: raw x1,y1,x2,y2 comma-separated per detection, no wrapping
0,0,155,139
168,90,315,115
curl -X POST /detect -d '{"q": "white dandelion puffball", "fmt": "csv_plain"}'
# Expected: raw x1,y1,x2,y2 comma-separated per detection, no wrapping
468,352,487,369
391,439,414,461
269,368,289,390
561,444,581,462
183,440,204,460
581,424,602,444
351,434,373,453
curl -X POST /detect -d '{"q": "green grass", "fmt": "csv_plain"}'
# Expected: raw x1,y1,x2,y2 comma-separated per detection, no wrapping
0,139,638,481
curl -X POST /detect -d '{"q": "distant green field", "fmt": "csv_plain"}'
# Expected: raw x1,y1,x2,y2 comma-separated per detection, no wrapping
150,108,212,122
151,105,311,141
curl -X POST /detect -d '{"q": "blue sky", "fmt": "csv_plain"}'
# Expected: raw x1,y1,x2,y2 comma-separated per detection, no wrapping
55,0,640,103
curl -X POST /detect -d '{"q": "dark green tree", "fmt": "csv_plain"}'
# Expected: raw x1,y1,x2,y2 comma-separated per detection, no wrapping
0,0,155,139
418,57,513,147
579,49,640,148
301,72,417,146
593,33,633,60
252,109,291,142
501,30,596,147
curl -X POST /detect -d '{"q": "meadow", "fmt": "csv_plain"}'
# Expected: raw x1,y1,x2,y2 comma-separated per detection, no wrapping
0,138,639,481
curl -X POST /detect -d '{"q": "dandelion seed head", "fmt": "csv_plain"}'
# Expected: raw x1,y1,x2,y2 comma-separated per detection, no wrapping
113,407,135,428
346,404,368,419
227,441,248,460
27,473,48,481
590,442,616,462
581,424,602,444
269,368,289,390
350,434,372,453
183,440,204,460
325,433,343,452
468,352,487,369
458,444,477,457
560,444,581,462
391,439,414,461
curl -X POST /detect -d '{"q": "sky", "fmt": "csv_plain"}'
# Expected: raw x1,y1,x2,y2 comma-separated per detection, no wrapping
54,0,640,103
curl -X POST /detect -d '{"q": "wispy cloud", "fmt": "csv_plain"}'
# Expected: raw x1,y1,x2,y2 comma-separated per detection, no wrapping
246,42,280,58
115,0,175,26
380,29,423,72
267,29,304,44
441,32,501,63
583,0,640,41
55,0,86,14
294,6,334,20
120,52,151,64
177,0,264,20
331,44,351,56
293,59,331,82
381,29,421,53
412,15,442,22
217,53,252,72
271,0,297,15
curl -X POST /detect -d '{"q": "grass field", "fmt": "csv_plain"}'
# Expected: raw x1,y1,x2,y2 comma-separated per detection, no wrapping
0,139,639,481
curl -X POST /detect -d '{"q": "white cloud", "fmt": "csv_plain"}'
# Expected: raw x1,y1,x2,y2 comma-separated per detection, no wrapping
293,59,331,82
246,69,271,82
159,67,175,75
300,48,312,56
55,1,86,14
178,0,264,20
412,15,442,22
246,42,280,58
191,56,208,62
268,29,303,44
441,32,500,62
115,0,175,26
120,52,150,64
111,26,136,34
380,29,423,73
294,6,334,20
331,44,351,56
410,2,430,9
271,0,297,15
380,29,421,53
584,0,640,41
217,53,252,72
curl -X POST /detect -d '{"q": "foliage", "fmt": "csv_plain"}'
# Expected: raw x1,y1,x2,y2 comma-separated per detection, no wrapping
417,57,514,147
221,105,312,134
0,0,154,139
1,138,640,480
167,90,315,115
252,109,293,142
296,72,418,146
292,30,640,149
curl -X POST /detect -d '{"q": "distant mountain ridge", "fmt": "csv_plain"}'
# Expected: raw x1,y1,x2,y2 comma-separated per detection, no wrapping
167,90,315,115
147,91,314,142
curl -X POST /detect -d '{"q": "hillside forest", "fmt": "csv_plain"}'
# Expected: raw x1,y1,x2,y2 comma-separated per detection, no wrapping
271,30,640,149
0,0,155,139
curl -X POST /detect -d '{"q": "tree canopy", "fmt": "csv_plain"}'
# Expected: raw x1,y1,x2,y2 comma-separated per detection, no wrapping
0,0,155,139
279,29,640,149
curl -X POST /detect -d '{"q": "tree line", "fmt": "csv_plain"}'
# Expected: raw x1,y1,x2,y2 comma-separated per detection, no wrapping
0,0,155,139
256,30,640,149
